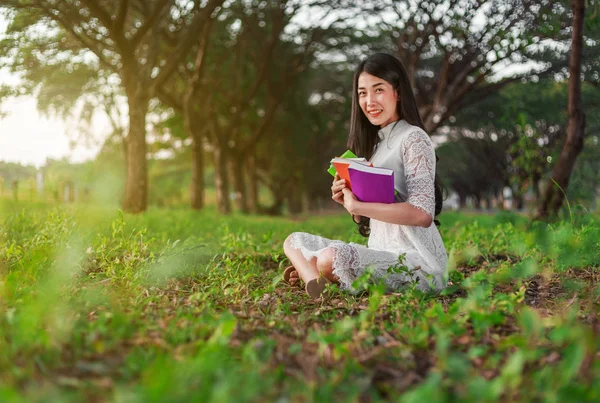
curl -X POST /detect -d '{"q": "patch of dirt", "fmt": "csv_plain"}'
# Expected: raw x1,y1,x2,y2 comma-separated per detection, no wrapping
524,267,599,314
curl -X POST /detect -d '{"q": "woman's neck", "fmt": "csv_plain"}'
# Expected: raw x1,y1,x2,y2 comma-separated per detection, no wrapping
380,118,400,129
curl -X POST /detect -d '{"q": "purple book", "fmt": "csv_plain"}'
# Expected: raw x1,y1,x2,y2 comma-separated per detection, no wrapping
348,162,395,204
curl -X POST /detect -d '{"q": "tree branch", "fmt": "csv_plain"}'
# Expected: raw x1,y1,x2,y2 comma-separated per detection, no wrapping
156,87,183,113
188,19,214,95
80,0,114,33
113,0,129,36
39,5,115,71
153,0,224,91
130,0,172,49
238,5,285,111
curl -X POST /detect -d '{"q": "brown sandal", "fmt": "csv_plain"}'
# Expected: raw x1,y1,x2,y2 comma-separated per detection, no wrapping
305,277,332,299
282,265,296,284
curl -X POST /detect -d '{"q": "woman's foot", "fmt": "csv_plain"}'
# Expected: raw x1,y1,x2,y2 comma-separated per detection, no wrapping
305,277,332,299
283,265,301,287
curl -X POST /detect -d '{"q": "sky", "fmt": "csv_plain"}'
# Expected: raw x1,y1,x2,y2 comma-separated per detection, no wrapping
0,15,104,168
0,82,102,168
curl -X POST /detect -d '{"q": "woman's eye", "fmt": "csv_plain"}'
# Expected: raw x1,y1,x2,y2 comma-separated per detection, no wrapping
375,88,383,92
358,91,366,96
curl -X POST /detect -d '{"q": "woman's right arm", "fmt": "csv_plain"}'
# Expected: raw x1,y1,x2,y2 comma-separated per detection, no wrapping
332,174,362,222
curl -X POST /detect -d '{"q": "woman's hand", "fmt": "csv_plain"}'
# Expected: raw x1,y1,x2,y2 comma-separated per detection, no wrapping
341,188,360,215
331,174,346,205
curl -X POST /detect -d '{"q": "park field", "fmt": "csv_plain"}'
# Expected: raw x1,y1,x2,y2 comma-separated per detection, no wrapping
0,200,599,401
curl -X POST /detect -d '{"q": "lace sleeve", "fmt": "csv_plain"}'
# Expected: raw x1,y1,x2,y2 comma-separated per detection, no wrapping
402,130,436,217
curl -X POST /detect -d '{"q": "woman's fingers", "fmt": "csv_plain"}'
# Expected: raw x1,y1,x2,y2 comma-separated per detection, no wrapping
331,176,346,205
332,191,344,204
330,179,346,194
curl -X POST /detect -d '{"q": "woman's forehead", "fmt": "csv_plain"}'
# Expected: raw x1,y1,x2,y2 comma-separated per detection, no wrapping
357,72,391,88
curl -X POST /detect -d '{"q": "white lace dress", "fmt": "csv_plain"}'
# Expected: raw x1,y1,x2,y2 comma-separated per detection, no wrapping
289,120,448,292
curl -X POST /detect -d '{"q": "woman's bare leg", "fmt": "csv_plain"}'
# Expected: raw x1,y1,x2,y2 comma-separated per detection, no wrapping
316,247,339,283
283,235,340,287
283,235,319,284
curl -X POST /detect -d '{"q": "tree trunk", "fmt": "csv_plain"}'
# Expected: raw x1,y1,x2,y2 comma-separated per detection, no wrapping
532,176,541,202
537,0,586,219
459,193,467,209
287,187,303,215
230,157,249,213
512,189,524,210
485,194,493,210
122,86,149,214
213,146,231,214
120,129,129,197
247,155,258,214
189,131,205,210
495,188,504,210
308,195,320,212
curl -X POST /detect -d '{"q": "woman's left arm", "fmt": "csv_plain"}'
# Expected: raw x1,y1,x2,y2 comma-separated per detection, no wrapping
342,130,437,228
342,192,432,227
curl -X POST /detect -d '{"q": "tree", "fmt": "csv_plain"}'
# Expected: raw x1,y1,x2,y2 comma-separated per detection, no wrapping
450,79,568,209
367,0,570,133
156,1,323,213
436,130,509,208
567,136,600,209
507,121,560,208
1,0,223,213
537,0,586,218
172,1,347,214
255,59,353,214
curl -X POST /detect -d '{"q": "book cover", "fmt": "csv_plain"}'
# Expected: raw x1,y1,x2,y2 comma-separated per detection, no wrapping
348,162,395,204
327,149,358,177
331,158,371,190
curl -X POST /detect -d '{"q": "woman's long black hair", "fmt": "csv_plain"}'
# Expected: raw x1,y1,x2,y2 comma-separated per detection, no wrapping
347,53,444,237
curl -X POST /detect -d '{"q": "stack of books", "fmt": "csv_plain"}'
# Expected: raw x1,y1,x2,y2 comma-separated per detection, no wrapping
328,150,395,204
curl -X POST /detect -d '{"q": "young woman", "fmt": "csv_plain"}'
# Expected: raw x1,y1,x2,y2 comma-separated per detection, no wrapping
283,53,448,298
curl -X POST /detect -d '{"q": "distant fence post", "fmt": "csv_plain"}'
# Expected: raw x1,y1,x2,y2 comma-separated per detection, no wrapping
63,180,75,203
82,187,90,203
36,170,44,200
28,177,35,201
12,180,18,201
63,181,70,203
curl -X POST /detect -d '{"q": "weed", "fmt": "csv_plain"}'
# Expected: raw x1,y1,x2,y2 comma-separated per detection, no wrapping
0,201,598,401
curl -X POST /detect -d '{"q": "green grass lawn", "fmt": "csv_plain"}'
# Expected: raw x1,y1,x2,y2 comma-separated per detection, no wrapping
0,200,598,401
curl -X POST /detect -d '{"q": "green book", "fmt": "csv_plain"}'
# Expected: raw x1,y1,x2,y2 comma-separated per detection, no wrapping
327,149,358,177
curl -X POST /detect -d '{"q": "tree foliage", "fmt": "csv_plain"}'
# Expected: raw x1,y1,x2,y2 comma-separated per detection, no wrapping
0,0,224,213
366,0,571,133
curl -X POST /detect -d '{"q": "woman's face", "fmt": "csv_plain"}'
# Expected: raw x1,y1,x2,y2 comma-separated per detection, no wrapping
357,72,399,128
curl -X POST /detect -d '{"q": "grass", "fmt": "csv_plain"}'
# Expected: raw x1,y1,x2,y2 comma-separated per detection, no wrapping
0,200,599,401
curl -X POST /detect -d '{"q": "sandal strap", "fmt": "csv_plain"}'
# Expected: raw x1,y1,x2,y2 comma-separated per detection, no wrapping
282,265,296,283
305,277,331,298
